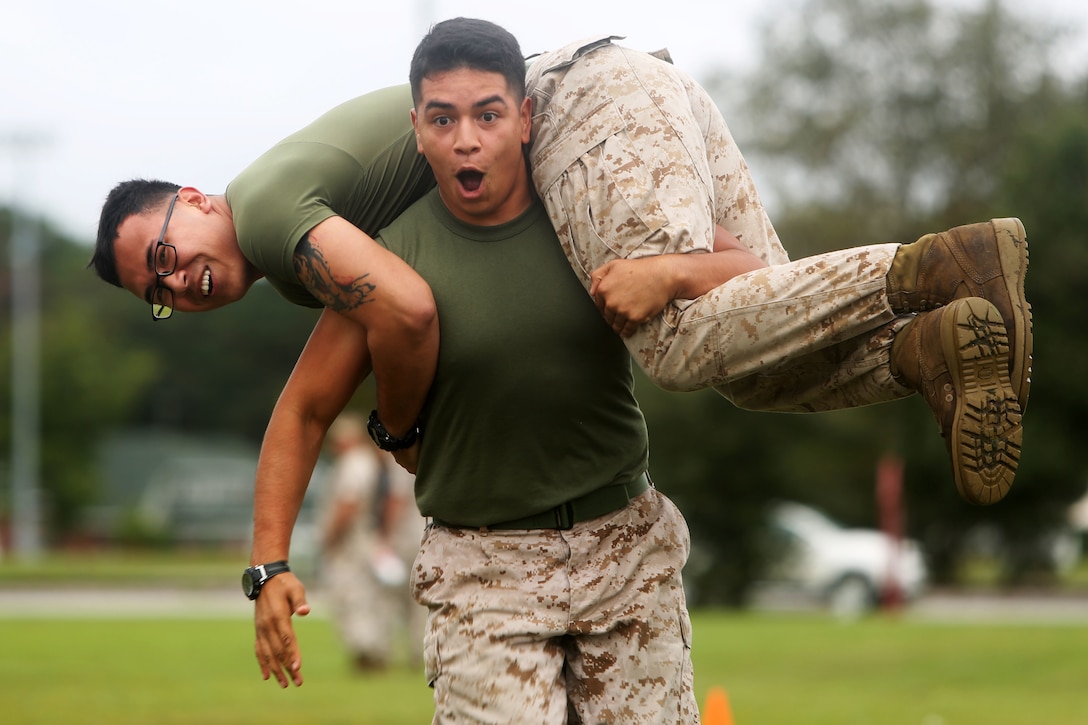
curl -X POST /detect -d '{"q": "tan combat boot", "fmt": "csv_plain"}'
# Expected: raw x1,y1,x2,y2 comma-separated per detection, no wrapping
887,218,1032,413
891,297,1023,505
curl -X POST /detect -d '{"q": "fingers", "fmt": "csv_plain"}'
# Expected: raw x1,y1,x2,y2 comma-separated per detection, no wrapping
590,260,658,336
258,623,303,688
253,575,309,688
255,637,284,687
589,261,616,299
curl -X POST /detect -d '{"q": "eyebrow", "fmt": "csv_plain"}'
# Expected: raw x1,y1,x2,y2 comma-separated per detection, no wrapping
143,241,155,304
424,95,507,113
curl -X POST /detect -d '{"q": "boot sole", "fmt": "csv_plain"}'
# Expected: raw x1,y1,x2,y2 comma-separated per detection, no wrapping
989,218,1032,414
943,297,1023,505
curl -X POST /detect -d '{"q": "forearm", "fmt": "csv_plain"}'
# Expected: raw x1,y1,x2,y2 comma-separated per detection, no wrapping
589,224,771,337
252,309,373,563
368,311,438,436
662,248,768,301
251,402,326,564
668,223,768,298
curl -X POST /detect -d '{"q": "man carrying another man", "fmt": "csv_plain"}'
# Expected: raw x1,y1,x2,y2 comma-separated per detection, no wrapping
90,16,1031,719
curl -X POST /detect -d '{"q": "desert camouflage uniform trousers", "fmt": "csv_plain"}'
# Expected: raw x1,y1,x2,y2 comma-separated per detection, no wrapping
412,487,698,724
527,38,914,413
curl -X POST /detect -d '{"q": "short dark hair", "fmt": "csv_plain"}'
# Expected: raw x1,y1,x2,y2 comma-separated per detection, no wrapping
90,179,180,287
409,17,526,107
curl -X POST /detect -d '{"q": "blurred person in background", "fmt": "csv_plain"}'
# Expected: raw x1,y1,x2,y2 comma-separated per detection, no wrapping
319,411,425,672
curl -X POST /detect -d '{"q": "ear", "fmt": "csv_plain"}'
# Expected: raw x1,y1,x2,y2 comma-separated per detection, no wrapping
519,96,532,145
176,186,209,211
410,108,424,154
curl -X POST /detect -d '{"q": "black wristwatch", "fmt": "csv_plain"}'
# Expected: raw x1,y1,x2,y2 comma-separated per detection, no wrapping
242,560,291,600
367,410,422,451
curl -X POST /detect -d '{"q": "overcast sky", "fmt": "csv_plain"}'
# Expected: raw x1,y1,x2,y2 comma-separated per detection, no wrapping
2,0,1086,242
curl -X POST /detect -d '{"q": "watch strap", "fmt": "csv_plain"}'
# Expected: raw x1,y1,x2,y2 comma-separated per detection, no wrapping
257,560,290,580
367,410,421,451
243,560,291,600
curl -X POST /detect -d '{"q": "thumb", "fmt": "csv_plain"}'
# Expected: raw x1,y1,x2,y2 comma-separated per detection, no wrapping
286,582,310,617
589,261,613,296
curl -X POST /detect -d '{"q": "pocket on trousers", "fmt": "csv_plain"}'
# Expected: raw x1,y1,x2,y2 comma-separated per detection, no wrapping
533,101,669,262
423,621,441,687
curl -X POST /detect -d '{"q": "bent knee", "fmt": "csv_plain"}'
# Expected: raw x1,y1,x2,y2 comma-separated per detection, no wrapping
639,355,703,393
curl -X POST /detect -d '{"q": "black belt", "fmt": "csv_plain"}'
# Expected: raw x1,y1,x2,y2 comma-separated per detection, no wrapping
433,473,651,531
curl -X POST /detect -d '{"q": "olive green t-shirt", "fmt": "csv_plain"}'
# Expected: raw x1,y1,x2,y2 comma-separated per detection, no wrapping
226,84,434,307
376,191,649,526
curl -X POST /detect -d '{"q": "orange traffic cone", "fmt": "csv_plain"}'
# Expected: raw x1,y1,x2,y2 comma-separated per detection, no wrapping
702,686,734,725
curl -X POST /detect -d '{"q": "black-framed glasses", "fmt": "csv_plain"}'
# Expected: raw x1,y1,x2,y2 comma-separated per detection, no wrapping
151,194,179,321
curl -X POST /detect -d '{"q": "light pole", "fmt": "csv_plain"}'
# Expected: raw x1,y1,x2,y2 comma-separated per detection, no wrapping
3,132,48,561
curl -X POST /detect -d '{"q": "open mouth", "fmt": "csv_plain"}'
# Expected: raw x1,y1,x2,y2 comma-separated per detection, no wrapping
201,268,214,297
457,170,484,193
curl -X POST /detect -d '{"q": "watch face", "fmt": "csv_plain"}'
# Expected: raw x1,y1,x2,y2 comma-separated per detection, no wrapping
242,569,257,598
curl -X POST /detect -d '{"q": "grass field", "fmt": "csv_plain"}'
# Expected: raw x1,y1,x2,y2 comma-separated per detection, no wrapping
2,610,1087,724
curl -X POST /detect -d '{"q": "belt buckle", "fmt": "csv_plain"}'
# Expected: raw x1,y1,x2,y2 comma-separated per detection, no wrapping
554,501,575,530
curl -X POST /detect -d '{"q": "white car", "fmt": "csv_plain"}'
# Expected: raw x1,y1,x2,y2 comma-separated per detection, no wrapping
759,501,928,618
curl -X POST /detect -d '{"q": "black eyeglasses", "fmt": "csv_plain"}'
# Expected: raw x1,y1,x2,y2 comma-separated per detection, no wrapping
151,194,179,321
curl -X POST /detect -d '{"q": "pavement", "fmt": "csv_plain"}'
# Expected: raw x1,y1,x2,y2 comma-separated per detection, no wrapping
908,589,1088,624
2,586,1087,623
0,587,255,619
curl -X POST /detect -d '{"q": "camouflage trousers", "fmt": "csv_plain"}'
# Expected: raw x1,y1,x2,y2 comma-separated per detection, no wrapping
527,38,914,413
412,487,698,724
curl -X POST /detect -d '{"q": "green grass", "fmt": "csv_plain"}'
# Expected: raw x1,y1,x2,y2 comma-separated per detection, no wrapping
2,611,1087,724
692,613,1088,724
0,549,241,587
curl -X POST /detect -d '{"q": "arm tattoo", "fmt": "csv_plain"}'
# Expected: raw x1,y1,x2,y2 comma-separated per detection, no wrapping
293,237,376,313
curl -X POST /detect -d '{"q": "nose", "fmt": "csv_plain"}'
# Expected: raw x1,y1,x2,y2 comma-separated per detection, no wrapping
453,122,480,154
162,266,188,293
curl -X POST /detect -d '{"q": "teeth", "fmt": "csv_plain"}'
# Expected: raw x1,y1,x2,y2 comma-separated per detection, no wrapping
201,269,211,296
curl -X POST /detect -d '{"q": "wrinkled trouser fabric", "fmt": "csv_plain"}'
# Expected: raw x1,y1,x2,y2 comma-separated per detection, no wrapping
527,38,914,412
413,488,698,724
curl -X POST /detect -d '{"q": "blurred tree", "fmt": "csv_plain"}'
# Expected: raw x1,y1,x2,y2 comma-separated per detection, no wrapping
0,212,156,538
987,91,1088,583
117,280,319,442
714,0,1065,246
648,0,1088,593
0,208,320,542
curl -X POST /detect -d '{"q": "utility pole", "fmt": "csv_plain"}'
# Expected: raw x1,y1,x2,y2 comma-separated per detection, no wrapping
3,132,49,561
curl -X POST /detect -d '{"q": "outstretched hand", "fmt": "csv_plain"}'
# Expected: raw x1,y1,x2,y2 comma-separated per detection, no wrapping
254,573,311,688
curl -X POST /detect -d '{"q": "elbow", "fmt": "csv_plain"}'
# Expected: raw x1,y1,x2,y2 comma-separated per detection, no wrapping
372,284,437,350
363,279,438,353
401,290,438,341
